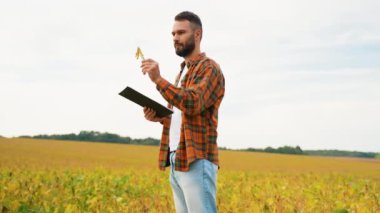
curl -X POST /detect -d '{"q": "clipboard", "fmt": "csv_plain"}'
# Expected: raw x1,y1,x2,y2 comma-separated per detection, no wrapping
119,86,173,118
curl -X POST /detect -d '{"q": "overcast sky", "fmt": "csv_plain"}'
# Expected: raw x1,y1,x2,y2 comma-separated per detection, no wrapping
1,0,379,152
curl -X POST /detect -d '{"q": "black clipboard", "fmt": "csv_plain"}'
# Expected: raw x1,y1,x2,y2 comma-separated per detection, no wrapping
119,86,173,118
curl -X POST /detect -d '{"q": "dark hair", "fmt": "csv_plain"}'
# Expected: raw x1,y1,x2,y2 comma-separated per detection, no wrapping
175,11,202,30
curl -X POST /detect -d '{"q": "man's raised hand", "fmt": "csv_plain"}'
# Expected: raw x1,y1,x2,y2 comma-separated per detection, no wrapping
140,59,163,84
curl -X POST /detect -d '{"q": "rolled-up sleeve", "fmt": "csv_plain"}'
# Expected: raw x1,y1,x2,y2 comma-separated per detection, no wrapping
156,62,224,116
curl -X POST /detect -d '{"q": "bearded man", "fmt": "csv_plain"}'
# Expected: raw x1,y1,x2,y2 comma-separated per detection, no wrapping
141,11,225,213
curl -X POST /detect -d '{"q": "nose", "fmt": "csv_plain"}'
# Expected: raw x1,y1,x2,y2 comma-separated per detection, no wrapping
173,33,179,42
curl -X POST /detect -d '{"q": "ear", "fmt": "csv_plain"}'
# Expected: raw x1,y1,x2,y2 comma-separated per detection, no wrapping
194,28,202,41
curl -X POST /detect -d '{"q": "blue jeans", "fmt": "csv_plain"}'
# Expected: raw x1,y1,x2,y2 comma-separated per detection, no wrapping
169,152,218,213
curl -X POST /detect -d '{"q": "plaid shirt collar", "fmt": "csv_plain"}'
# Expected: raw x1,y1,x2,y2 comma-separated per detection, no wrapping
181,52,207,70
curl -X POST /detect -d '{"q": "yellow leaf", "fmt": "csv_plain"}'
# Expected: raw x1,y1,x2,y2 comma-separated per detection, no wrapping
135,47,144,60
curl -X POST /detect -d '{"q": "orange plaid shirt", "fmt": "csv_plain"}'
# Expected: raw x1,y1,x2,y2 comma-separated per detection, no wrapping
156,53,225,172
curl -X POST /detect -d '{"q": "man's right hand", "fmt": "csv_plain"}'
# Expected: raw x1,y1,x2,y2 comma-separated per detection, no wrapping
143,107,165,123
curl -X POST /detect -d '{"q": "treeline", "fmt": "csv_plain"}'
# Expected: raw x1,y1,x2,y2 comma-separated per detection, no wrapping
19,131,160,146
14,132,379,158
244,145,304,155
303,149,378,159
219,145,378,159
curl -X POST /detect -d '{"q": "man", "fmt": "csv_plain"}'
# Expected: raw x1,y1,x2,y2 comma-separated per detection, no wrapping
141,11,225,213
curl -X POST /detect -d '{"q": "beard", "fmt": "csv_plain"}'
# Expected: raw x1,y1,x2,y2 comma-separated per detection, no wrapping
174,34,196,57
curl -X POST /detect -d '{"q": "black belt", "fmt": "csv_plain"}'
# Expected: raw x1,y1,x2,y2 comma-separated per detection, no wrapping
167,151,176,167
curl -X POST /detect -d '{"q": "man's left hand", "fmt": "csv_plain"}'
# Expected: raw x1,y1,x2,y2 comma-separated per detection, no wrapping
141,59,162,84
